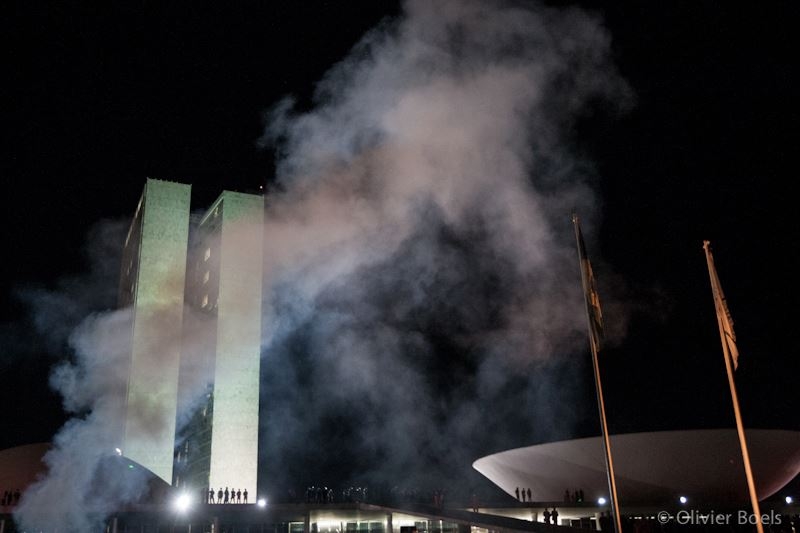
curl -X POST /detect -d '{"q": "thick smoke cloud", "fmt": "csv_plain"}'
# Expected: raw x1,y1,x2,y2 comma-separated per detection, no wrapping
12,0,630,528
12,221,214,531
14,308,143,532
10,221,147,532
257,0,629,498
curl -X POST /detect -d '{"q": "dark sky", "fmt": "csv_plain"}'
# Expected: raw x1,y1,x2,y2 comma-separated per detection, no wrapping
3,0,798,497
3,0,403,448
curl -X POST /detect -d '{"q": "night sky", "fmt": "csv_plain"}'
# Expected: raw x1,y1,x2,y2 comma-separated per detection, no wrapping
3,0,798,500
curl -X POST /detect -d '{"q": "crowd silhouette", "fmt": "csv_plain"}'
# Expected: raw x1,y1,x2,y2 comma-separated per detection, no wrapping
206,486,248,504
273,484,462,508
514,486,533,502
306,486,336,503
542,507,560,525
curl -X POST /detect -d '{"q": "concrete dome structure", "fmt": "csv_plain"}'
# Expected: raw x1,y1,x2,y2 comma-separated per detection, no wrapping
473,429,800,505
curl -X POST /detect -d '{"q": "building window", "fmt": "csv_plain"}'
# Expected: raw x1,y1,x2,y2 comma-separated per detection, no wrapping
201,294,208,308
203,271,210,284
204,247,211,261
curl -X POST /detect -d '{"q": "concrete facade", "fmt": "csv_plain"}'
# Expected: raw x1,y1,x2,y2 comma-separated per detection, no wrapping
119,178,192,483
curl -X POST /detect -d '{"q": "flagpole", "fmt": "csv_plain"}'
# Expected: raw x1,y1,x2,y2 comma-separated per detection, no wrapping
702,240,763,533
572,214,622,533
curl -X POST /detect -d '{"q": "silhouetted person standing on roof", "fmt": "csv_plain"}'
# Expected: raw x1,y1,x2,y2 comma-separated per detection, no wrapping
552,508,559,525
244,488,248,503
224,487,229,503
218,488,223,502
526,488,531,502
209,488,215,503
515,487,520,501
237,489,242,503
543,508,551,524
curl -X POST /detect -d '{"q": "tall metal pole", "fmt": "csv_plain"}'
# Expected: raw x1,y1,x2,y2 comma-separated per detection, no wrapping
573,215,622,533
703,241,763,533
588,338,623,533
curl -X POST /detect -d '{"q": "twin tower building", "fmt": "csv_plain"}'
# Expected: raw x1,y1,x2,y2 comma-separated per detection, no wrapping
118,178,264,499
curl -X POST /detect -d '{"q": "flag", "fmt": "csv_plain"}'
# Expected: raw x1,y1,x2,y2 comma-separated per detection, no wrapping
703,241,740,370
573,215,604,353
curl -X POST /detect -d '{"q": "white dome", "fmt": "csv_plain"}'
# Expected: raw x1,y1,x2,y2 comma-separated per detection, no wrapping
473,429,800,505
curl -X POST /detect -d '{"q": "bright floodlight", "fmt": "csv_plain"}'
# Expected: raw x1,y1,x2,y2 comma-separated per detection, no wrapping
114,447,122,456
257,498,267,507
679,496,688,504
174,493,191,512
786,496,794,504
597,497,607,505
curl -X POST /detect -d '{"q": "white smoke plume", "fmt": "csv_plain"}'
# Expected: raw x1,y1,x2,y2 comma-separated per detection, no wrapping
256,0,629,496
12,0,631,528
10,220,149,532
12,221,215,531
14,308,145,532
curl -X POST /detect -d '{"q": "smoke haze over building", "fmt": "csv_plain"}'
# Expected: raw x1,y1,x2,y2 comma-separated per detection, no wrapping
7,0,671,530
255,0,629,494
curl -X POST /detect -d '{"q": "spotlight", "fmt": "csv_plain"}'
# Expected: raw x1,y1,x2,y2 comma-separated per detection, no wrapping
597,497,607,505
114,448,122,456
174,493,192,513
679,496,687,505
786,496,793,505
257,498,267,508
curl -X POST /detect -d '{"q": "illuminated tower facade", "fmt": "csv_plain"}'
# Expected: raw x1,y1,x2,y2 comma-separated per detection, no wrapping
119,178,192,483
120,180,264,494
173,190,263,499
